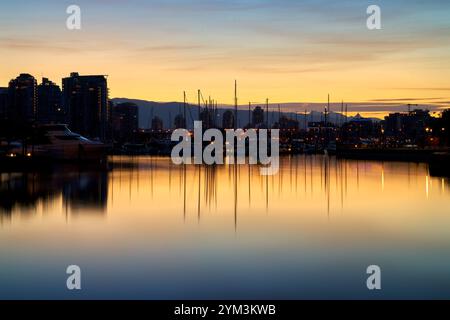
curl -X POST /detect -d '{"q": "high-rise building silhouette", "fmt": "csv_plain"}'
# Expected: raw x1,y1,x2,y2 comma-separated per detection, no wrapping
442,109,450,146
341,115,378,141
278,116,300,131
37,78,63,124
112,102,139,143
383,109,431,144
7,73,37,123
62,72,110,141
0,87,7,120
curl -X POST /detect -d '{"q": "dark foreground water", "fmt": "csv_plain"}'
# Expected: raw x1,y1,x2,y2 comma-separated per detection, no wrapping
0,156,450,299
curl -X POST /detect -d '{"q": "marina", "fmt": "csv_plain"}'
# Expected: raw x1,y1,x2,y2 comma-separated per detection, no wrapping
1,155,449,299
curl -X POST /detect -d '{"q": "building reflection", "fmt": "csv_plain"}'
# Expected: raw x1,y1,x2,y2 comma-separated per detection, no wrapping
1,156,449,227
62,171,108,214
0,167,108,219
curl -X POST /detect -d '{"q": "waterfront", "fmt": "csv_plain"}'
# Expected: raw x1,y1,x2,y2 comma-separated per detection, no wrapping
0,155,450,299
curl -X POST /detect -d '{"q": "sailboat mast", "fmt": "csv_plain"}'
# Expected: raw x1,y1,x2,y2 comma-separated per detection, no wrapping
304,109,307,131
234,80,238,130
278,104,281,124
197,89,201,122
183,91,187,128
248,102,251,128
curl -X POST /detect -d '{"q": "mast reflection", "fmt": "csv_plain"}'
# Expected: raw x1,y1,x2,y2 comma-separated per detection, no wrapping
2,156,448,228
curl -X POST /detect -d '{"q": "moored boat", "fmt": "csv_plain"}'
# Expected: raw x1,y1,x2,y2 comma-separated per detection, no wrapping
5,124,110,162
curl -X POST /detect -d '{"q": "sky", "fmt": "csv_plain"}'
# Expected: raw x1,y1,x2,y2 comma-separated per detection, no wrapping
1,0,450,118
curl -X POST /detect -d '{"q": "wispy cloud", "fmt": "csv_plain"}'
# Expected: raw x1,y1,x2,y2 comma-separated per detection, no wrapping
137,44,206,52
2,0,450,105
0,37,83,53
390,88,450,91
368,97,449,102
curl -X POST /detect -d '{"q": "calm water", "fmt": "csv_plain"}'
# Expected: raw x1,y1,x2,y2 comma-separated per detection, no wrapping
0,156,450,299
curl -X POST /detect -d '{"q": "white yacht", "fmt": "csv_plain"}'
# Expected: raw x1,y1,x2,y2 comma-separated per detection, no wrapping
8,124,110,161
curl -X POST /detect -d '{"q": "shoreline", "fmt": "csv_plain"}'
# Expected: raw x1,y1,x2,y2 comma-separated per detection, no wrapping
0,151,449,177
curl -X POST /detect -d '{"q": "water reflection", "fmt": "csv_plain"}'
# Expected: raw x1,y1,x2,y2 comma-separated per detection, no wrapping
0,168,108,221
1,156,449,226
105,156,450,229
1,156,450,299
